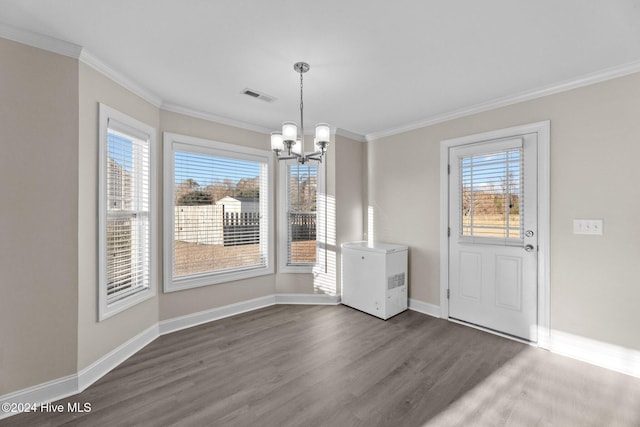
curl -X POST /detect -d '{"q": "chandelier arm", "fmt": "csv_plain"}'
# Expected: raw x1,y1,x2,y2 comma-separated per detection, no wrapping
306,150,324,158
272,62,326,165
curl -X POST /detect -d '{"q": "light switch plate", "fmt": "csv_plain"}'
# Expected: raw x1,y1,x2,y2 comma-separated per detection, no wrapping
573,219,603,235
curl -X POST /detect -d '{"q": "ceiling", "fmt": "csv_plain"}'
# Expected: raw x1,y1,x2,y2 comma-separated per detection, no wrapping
2,0,640,139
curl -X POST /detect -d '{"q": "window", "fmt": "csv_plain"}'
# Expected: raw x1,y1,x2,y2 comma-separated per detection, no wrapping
99,104,156,320
279,161,322,273
459,141,523,240
164,133,274,291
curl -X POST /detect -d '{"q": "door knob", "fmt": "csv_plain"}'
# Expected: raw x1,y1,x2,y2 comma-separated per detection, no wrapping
524,244,535,252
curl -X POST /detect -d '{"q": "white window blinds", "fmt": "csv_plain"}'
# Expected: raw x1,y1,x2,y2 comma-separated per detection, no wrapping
287,163,317,265
105,125,151,300
460,144,523,240
164,133,274,291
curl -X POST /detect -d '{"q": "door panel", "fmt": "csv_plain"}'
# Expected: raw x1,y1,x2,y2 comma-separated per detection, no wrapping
449,133,538,341
459,251,482,301
495,255,522,311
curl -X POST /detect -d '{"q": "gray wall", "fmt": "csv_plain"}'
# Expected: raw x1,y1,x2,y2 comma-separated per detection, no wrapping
77,62,160,370
335,134,366,294
0,38,79,394
16,29,640,397
158,110,277,320
367,71,640,351
2,36,364,397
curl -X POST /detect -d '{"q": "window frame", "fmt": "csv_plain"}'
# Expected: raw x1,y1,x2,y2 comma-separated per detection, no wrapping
278,159,324,274
98,103,157,321
163,132,275,292
456,137,524,247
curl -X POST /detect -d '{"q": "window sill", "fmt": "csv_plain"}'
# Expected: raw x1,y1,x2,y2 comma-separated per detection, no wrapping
279,264,315,274
99,287,155,321
164,265,275,293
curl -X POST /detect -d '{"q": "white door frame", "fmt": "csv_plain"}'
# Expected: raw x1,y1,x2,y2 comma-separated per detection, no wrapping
439,121,551,348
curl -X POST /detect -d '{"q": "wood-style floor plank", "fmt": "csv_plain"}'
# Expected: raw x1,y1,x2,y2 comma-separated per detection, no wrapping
4,305,640,426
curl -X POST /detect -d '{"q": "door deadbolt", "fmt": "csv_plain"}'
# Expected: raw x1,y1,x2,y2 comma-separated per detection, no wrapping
525,230,534,237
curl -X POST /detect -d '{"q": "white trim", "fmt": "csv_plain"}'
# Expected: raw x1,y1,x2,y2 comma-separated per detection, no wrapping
0,323,159,421
278,160,325,274
408,298,441,318
549,330,640,379
0,24,161,107
77,324,159,392
159,294,341,335
3,23,640,142
0,374,78,420
98,103,158,321
439,121,551,346
0,22,83,58
161,103,272,135
163,132,275,293
159,295,277,335
439,141,451,319
448,318,534,346
1,292,343,420
366,59,640,142
335,128,367,143
278,265,315,275
80,50,162,107
160,294,342,335
4,297,640,421
276,293,341,305
536,123,551,350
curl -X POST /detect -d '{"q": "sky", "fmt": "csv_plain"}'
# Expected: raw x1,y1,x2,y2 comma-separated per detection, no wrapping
174,151,261,187
461,149,521,194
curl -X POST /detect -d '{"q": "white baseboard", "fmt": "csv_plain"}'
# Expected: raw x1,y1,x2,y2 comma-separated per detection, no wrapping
158,295,276,335
549,330,640,379
275,293,341,305
408,298,441,318
406,300,640,379
4,295,640,421
0,323,159,421
77,324,159,391
0,374,78,420
159,293,340,336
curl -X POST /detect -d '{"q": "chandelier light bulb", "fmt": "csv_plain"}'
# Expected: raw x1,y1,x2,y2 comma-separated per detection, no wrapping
282,121,297,142
270,132,284,151
271,62,329,164
315,123,330,142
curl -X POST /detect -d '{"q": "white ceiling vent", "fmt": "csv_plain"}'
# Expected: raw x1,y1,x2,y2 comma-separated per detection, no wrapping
242,88,276,103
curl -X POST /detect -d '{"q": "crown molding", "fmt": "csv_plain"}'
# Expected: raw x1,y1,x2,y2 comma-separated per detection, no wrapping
161,102,273,135
5,21,640,143
0,22,162,107
79,49,163,107
0,21,272,134
366,59,640,142
335,128,367,142
0,21,82,58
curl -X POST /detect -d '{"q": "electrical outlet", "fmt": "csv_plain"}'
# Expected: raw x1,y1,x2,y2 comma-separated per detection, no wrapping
573,219,603,235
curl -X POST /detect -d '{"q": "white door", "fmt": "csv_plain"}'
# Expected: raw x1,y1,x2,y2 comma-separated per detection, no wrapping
448,133,538,341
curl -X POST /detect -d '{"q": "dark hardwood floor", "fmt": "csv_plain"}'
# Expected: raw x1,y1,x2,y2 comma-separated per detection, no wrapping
4,305,640,426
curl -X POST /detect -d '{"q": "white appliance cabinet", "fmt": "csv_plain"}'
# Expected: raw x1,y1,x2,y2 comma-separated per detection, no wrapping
341,241,408,320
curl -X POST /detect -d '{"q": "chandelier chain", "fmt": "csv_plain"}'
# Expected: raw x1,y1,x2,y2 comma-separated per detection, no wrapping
299,70,304,149
271,62,328,165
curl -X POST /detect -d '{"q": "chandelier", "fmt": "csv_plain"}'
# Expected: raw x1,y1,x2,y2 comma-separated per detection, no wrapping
270,62,330,164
